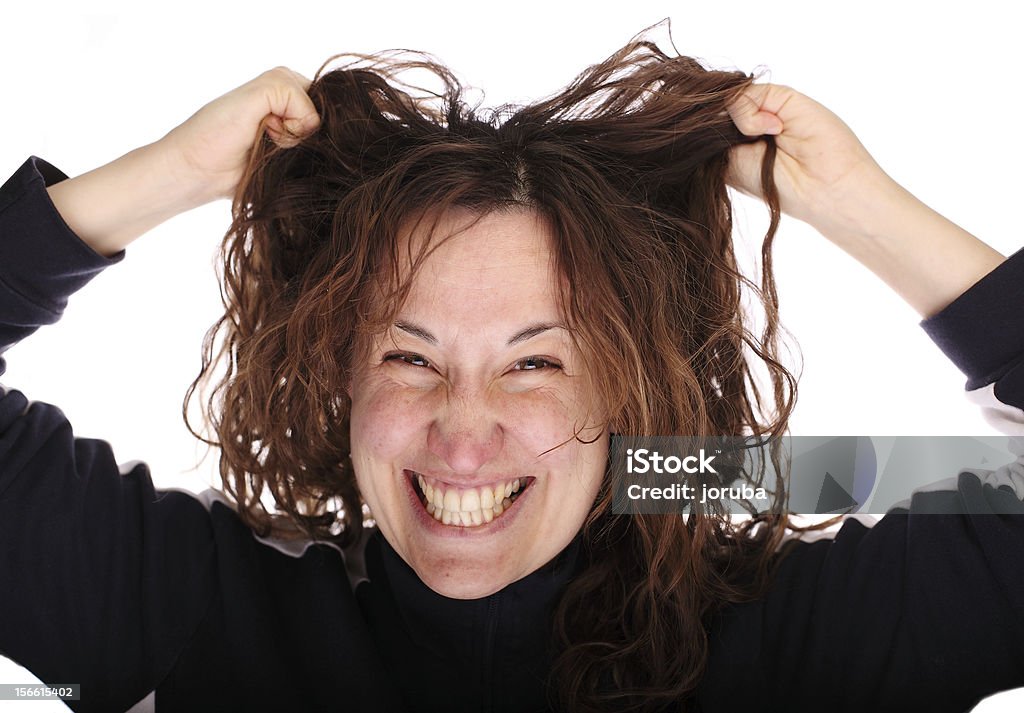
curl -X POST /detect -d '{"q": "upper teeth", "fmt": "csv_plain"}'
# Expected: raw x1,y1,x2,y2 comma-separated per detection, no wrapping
415,473,523,527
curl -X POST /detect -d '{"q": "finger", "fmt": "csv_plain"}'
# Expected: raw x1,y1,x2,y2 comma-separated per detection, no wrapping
261,67,321,140
727,84,784,136
281,68,320,132
725,141,766,198
265,115,304,148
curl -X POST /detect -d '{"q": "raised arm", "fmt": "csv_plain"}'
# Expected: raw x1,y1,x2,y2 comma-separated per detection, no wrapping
725,83,1024,433
725,83,1006,320
0,67,322,712
44,66,321,258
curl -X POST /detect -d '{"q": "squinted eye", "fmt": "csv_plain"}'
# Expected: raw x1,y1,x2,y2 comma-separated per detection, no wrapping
514,357,561,371
384,353,431,368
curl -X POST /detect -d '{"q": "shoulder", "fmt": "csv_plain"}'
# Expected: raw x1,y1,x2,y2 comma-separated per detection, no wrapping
158,484,370,591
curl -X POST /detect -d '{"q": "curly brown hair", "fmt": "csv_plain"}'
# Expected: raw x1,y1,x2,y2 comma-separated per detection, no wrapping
184,19,822,712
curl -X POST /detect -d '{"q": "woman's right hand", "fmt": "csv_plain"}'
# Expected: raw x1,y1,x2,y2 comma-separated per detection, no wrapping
46,67,320,258
161,66,321,202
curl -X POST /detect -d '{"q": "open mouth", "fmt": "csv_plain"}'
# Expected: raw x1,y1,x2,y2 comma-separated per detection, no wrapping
408,471,533,527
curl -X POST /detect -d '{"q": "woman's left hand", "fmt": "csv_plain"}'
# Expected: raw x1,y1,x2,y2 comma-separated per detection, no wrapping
725,83,891,239
725,82,1006,320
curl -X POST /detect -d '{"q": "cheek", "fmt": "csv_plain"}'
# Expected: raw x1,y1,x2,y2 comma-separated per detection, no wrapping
350,381,428,461
512,387,608,494
502,390,573,449
493,386,603,481
504,380,596,435
348,380,432,530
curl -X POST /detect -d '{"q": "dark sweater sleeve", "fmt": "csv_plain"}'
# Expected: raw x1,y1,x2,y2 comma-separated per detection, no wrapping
920,247,1024,429
698,248,1024,712
0,156,124,361
0,157,217,713
700,484,1024,712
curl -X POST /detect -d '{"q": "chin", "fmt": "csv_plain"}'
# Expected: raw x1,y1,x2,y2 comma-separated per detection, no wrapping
408,549,520,600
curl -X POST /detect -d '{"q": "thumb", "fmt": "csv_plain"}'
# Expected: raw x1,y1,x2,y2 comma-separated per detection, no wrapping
727,84,784,137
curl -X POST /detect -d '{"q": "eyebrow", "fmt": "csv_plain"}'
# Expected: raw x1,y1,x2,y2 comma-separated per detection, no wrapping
393,320,567,347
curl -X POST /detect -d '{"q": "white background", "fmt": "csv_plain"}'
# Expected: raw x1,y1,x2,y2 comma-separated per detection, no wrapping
1,1,1021,710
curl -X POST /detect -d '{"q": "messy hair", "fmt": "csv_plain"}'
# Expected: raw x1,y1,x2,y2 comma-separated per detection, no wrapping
185,19,811,712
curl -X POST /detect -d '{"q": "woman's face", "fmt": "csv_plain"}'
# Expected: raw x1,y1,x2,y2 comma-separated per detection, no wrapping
348,208,608,599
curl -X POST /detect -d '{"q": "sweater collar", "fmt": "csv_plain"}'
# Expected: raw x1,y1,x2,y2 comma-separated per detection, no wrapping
356,528,582,713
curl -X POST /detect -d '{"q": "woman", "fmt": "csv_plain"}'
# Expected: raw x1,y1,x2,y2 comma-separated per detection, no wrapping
1,31,1022,713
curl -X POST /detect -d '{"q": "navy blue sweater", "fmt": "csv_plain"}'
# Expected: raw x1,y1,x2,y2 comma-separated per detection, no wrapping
2,156,1024,712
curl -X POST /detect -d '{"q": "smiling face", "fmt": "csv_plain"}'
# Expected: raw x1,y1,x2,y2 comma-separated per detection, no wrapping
347,207,608,599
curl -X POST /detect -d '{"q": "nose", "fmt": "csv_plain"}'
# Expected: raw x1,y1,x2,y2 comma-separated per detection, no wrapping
426,383,504,476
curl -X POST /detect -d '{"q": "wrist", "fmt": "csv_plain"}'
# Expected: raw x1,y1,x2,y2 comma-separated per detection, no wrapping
154,132,231,208
800,167,1005,319
46,140,217,258
802,164,906,249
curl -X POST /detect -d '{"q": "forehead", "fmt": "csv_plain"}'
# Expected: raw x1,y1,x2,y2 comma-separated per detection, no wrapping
397,208,565,326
